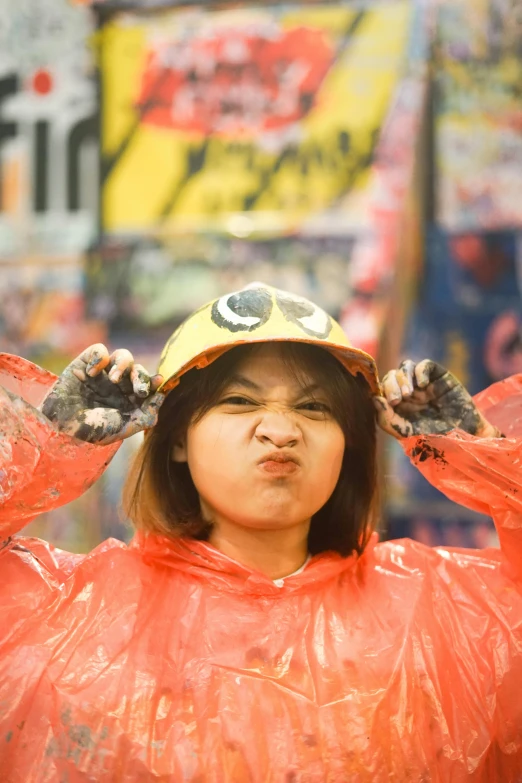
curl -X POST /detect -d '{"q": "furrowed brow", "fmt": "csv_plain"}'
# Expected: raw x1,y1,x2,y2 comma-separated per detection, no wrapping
297,382,321,397
227,375,322,398
226,374,264,393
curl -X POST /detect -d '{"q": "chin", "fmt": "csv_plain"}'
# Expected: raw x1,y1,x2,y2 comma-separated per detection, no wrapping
241,518,304,532
237,505,307,530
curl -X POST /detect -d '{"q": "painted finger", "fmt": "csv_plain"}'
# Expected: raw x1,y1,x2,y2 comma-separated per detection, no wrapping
381,371,403,406
414,359,432,388
396,360,415,398
140,390,166,420
399,388,432,407
85,344,111,377
429,371,461,400
107,349,134,383
72,344,110,380
372,396,391,429
415,359,452,390
373,396,414,439
130,364,152,398
149,374,164,392
393,369,410,397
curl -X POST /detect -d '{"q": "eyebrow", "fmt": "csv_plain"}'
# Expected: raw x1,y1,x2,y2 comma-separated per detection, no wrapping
227,374,321,397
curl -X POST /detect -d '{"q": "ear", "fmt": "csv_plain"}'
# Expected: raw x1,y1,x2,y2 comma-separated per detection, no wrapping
171,438,188,463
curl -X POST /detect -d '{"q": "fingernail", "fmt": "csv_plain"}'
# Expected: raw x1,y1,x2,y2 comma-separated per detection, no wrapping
401,385,412,396
109,367,120,382
86,353,100,375
137,383,148,395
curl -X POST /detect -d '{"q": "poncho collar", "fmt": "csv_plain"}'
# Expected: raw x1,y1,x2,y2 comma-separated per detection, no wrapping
131,531,377,596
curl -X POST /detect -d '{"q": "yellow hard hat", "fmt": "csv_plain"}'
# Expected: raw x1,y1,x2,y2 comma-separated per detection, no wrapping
158,283,381,395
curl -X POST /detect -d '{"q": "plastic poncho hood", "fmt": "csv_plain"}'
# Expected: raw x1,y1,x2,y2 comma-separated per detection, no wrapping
157,283,381,395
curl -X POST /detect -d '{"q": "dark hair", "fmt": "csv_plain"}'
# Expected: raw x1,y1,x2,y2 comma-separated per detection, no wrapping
123,342,378,557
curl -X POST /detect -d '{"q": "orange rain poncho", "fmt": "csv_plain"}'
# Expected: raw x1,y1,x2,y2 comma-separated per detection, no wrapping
1,350,522,782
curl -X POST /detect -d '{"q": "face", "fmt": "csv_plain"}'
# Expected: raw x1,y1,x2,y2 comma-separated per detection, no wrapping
172,344,345,533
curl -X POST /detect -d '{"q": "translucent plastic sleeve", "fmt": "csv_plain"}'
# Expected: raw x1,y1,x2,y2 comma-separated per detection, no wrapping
0,353,120,539
402,374,522,581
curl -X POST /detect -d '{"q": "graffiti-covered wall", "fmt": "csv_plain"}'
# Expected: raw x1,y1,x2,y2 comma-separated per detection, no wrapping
0,0,98,256
2,0,429,551
88,0,427,361
0,0,106,367
99,2,412,235
385,0,522,547
0,0,117,550
435,0,522,231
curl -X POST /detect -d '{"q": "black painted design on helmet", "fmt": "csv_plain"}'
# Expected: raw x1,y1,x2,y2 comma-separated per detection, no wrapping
275,292,333,339
211,288,273,332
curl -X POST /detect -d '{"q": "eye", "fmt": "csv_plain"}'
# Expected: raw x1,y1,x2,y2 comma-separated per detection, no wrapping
221,395,257,407
297,401,331,414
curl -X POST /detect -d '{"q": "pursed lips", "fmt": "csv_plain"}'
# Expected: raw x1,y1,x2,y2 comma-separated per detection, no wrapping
258,451,300,466
257,452,301,475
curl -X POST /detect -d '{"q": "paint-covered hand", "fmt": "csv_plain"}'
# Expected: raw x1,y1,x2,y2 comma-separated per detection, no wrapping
40,344,165,445
374,359,502,440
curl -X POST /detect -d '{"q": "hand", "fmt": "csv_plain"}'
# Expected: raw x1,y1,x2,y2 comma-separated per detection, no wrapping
40,344,165,445
374,359,502,440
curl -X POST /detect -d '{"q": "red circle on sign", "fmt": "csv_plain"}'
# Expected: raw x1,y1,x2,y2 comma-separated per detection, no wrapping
32,70,53,96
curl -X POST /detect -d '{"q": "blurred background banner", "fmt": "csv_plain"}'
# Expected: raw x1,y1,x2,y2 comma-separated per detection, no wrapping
434,0,522,231
0,0,98,257
91,0,428,357
0,0,106,369
384,224,522,545
2,0,520,552
99,2,411,236
85,235,357,339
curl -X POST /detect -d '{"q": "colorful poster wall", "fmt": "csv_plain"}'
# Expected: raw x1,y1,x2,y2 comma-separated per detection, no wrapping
99,2,412,236
0,256,106,367
0,1,111,551
0,0,98,257
383,225,522,545
93,0,429,365
5,0,431,551
435,0,522,231
0,0,105,362
85,234,356,342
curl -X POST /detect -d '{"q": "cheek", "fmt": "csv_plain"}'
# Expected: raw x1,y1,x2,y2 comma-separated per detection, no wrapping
185,417,244,490
183,416,346,520
311,425,345,490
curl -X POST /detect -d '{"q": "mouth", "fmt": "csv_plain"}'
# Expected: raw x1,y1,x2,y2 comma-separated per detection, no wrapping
258,452,300,476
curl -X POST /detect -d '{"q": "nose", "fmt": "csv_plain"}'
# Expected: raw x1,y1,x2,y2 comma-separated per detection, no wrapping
255,410,301,449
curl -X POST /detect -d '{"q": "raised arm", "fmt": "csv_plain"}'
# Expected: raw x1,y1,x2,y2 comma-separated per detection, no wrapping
375,360,522,581
0,347,164,539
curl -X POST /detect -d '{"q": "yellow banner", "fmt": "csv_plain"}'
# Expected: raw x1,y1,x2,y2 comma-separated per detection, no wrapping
100,3,410,235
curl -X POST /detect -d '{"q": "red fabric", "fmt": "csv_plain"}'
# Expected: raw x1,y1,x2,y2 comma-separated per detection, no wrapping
1,356,522,781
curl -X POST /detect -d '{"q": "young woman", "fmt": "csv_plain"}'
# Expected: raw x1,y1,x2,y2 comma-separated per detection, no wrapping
0,283,521,782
